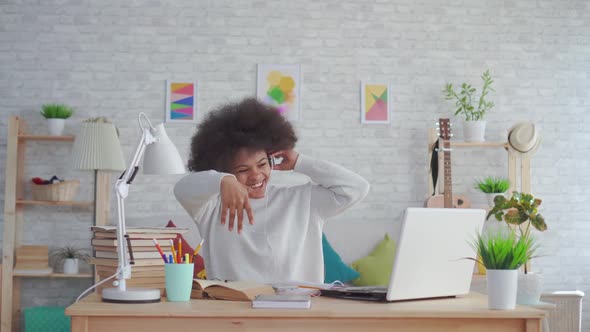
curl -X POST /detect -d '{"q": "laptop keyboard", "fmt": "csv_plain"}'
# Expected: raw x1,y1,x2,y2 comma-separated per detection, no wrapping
342,286,388,293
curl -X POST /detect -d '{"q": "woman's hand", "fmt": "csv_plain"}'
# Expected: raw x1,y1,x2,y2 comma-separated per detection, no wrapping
220,175,254,234
270,150,299,171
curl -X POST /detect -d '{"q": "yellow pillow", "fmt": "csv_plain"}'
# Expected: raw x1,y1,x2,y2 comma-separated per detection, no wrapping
351,234,396,286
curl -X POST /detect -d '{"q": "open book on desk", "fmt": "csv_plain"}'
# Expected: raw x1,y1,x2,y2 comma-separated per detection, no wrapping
191,279,275,301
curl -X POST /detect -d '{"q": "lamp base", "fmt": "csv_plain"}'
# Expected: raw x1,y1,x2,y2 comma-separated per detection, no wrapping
102,287,161,304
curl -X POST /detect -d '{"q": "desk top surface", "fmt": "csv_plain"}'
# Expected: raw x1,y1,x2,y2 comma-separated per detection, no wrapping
66,292,546,320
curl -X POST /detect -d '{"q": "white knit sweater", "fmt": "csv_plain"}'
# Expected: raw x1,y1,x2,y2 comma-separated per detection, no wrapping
174,154,370,283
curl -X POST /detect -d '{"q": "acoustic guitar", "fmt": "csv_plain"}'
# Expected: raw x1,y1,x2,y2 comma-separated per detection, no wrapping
425,118,471,209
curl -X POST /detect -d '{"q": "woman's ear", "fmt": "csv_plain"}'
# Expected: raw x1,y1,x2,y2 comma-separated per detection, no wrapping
268,154,275,169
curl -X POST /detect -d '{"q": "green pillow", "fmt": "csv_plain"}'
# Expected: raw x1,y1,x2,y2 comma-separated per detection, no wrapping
351,234,396,286
322,233,360,283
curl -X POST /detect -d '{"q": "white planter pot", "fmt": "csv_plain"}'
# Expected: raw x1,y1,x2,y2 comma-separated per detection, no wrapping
486,193,505,209
63,258,79,275
47,119,65,136
517,273,544,305
486,269,518,310
463,120,486,142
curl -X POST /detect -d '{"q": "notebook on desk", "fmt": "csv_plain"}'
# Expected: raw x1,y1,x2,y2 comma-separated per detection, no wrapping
321,208,486,302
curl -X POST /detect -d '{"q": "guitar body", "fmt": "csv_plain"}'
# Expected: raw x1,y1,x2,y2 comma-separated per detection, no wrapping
425,194,472,209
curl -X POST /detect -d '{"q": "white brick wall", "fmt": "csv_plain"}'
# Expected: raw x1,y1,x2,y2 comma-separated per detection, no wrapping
1,0,589,329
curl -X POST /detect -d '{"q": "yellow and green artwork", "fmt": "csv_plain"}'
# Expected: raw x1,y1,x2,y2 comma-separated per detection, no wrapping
257,64,300,121
361,82,391,124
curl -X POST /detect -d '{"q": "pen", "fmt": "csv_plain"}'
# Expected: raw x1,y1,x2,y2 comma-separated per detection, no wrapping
185,253,189,264
168,254,173,264
152,239,167,263
170,239,177,263
191,239,204,263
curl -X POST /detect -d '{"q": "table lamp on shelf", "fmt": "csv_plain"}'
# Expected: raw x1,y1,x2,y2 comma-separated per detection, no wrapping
101,112,185,304
71,118,126,226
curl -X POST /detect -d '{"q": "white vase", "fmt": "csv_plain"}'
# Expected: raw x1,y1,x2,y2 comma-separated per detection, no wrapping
486,193,505,208
486,269,518,310
63,258,79,275
47,118,65,136
463,120,486,142
516,273,544,305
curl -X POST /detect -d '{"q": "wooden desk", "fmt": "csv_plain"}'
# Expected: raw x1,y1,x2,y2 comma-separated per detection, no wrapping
66,292,547,332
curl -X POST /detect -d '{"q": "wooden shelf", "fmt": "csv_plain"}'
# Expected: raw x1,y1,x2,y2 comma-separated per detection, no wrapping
18,135,75,141
450,142,507,148
16,200,93,207
13,272,92,278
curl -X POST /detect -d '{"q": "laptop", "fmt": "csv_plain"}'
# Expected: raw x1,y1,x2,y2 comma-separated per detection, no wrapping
321,208,486,302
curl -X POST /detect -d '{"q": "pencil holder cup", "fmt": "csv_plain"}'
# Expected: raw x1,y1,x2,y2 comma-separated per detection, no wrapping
165,263,194,302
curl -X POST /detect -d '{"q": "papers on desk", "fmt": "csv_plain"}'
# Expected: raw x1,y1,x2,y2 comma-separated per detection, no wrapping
252,294,311,309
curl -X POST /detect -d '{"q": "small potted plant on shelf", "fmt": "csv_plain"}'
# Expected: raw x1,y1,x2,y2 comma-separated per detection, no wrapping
40,103,74,136
469,230,536,310
50,246,90,275
443,70,494,142
474,176,510,208
487,191,548,305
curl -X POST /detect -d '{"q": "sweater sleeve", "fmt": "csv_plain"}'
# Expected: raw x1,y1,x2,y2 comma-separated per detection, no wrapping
173,170,234,222
293,154,370,219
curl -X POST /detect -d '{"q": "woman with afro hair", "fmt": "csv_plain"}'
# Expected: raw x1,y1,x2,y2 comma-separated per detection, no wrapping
174,98,370,283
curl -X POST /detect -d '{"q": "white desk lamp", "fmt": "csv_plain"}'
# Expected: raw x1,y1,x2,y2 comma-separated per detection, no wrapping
102,112,185,304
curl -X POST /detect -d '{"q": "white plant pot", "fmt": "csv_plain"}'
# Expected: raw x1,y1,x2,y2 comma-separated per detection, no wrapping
63,258,79,275
463,120,486,142
516,273,544,305
47,118,65,136
486,192,505,209
486,269,518,310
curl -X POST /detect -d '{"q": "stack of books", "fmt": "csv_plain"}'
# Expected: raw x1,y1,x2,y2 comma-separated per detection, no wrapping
90,226,188,293
13,245,53,275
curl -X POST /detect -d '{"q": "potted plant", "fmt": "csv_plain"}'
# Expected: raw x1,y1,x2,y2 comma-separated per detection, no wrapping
443,70,494,142
469,230,537,309
487,191,547,305
40,103,74,136
50,246,90,275
474,176,510,208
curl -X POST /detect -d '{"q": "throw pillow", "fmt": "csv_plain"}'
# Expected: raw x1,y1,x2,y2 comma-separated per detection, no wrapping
350,233,396,286
165,220,205,277
322,233,360,283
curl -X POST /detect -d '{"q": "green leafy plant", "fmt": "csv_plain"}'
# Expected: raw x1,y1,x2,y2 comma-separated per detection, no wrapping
487,191,547,273
443,70,494,121
469,231,537,270
474,177,510,194
50,246,90,264
40,104,74,119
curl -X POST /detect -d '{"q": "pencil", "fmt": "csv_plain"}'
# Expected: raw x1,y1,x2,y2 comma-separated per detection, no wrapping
169,239,177,263
191,239,204,263
178,238,182,264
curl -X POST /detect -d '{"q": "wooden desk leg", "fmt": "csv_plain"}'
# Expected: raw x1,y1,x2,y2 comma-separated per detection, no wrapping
71,317,89,332
526,318,541,332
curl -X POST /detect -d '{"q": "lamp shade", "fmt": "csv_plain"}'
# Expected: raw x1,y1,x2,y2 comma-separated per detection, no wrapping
143,123,185,175
71,122,126,171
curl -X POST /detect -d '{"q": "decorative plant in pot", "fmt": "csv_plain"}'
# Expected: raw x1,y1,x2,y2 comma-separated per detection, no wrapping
469,230,536,310
443,70,494,142
474,176,510,208
40,103,74,136
487,191,548,305
471,230,537,310
50,246,90,275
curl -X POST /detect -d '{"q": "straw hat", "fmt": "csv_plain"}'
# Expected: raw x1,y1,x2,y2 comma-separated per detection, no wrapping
507,122,542,158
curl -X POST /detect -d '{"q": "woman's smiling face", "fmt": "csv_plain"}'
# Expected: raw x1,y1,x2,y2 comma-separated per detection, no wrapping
231,149,272,199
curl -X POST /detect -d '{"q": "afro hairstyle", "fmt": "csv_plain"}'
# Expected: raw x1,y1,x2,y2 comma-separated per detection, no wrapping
187,98,297,172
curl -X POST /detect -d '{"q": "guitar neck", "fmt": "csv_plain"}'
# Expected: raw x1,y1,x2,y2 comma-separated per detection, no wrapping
442,140,453,208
